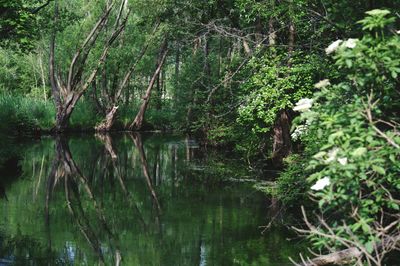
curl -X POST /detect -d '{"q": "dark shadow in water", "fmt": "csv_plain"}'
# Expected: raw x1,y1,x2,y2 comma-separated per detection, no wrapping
0,185,7,201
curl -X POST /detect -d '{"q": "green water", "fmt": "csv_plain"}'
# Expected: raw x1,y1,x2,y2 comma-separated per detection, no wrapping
0,133,305,265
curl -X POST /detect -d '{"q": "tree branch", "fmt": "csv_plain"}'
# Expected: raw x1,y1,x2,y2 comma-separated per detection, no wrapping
30,0,53,14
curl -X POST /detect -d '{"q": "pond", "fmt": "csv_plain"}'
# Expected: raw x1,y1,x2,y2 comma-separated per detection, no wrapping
0,133,305,265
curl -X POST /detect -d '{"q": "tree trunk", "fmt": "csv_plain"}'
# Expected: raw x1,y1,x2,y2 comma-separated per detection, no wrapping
54,112,69,133
296,232,400,265
272,5,295,163
155,71,162,110
288,0,295,64
203,34,211,82
272,110,292,163
243,40,251,55
49,0,63,132
95,106,119,132
175,42,180,84
254,16,264,44
95,21,160,132
268,0,276,47
53,92,82,132
129,40,168,131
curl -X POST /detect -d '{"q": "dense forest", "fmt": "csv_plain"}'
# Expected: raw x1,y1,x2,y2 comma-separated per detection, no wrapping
1,0,400,265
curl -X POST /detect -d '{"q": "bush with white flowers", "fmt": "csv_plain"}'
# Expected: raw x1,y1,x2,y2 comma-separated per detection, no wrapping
286,9,400,261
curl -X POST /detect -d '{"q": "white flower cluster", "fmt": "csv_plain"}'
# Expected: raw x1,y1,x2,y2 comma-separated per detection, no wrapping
311,176,330,191
325,40,343,54
313,147,348,165
325,38,359,55
310,148,349,191
293,98,313,112
338,157,348,165
325,147,339,163
291,125,308,141
314,79,331,89
345,38,358,49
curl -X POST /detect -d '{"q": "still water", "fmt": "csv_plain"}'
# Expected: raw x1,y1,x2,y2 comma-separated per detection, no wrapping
0,133,305,265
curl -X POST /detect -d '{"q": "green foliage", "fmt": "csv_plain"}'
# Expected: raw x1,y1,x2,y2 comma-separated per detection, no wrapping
237,51,325,134
0,48,48,95
0,0,36,50
0,94,55,134
275,155,309,205
358,9,396,31
146,107,175,130
286,10,400,258
207,124,237,146
69,99,102,130
305,98,400,247
0,0,53,51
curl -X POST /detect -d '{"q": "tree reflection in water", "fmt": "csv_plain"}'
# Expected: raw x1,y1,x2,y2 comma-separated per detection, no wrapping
0,133,306,265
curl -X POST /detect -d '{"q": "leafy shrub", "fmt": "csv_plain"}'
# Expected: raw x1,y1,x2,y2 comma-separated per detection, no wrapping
275,155,309,206
287,9,400,263
237,51,327,134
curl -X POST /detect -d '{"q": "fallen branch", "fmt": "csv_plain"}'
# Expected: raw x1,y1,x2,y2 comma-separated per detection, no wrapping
292,206,400,266
293,247,362,266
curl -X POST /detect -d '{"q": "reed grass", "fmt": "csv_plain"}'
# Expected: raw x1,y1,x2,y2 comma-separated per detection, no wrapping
0,94,55,134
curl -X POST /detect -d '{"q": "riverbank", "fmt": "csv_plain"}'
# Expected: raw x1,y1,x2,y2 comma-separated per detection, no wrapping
0,94,185,136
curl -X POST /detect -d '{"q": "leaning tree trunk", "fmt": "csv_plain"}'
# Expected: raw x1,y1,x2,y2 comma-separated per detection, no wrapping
129,40,168,131
95,106,119,132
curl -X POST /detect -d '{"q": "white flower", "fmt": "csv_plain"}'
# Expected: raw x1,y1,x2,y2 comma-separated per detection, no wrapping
338,157,348,165
325,147,339,163
293,98,314,112
291,125,308,141
325,40,343,55
344,38,358,49
314,79,331,89
396,30,400,34
311,177,331,191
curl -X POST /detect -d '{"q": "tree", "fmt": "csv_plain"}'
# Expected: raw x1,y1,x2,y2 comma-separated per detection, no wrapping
129,38,168,130
94,21,160,132
49,0,129,132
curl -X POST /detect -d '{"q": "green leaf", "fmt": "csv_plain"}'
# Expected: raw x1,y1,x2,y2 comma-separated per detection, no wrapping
352,147,367,157
372,165,386,175
365,241,374,254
